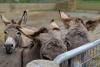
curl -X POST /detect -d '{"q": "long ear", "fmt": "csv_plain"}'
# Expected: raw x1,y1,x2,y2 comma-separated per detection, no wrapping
59,10,72,22
59,10,72,29
20,27,48,37
31,27,48,37
49,19,60,30
0,15,10,25
85,19,100,31
17,10,27,25
20,27,38,36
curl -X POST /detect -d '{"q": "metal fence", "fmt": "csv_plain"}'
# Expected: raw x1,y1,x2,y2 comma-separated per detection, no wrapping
73,44,100,67
54,39,100,67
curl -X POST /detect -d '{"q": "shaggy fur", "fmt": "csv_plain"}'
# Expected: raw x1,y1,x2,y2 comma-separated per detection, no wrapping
60,13,100,67
38,29,68,67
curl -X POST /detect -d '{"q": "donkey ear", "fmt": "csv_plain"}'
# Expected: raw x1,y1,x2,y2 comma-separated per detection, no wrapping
0,15,10,25
49,19,60,30
85,19,100,31
20,27,48,37
59,10,72,22
59,10,72,29
20,27,38,36
31,27,48,37
17,10,27,25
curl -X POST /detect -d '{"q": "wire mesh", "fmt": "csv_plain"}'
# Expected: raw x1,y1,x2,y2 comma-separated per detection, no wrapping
72,44,100,67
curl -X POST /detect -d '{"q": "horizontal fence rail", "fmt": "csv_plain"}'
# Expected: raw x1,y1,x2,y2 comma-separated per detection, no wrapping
53,39,100,67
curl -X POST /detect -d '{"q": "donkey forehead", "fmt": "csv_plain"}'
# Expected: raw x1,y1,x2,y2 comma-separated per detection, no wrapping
5,28,20,34
5,28,18,32
5,24,20,30
7,24,19,28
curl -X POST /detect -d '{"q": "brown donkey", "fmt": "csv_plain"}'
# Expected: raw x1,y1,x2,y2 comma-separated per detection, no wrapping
0,11,48,67
36,19,68,67
59,11,100,67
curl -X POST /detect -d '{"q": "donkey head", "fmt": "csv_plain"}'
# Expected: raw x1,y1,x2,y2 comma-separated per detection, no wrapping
1,10,27,54
1,10,48,54
4,23,21,54
59,10,100,31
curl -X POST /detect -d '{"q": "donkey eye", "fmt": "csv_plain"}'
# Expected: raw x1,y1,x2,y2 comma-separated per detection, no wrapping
4,31,7,34
17,32,21,35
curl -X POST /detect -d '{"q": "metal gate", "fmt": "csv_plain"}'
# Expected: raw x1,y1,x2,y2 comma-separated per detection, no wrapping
54,39,100,67
74,43,100,67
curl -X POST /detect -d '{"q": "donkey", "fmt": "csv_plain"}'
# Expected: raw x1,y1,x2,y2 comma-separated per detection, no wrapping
0,11,48,67
32,19,68,67
59,11,100,67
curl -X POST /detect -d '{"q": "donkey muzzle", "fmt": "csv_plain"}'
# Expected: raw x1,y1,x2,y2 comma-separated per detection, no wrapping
4,44,14,54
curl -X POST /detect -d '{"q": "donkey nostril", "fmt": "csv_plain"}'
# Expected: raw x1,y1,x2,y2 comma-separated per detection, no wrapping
4,44,6,47
10,44,13,47
4,44,13,47
4,44,6,48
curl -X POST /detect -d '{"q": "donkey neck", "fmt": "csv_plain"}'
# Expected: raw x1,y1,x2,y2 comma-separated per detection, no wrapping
20,34,33,48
